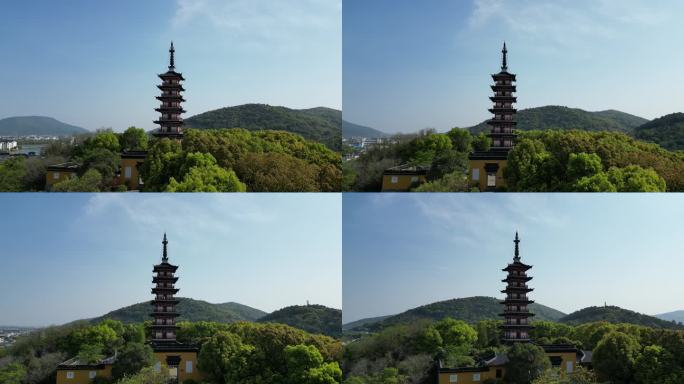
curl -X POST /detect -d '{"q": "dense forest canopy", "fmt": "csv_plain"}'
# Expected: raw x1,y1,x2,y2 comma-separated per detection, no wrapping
257,305,343,338
184,104,342,151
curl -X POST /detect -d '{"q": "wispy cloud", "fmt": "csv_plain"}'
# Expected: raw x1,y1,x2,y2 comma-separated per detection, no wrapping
82,194,276,238
172,0,341,49
467,0,671,53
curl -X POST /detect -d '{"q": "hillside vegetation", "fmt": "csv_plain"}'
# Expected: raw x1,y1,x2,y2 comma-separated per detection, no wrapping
634,112,684,151
468,106,647,134
258,305,342,338
353,296,565,332
92,298,267,324
559,306,684,330
185,103,341,151
0,116,89,136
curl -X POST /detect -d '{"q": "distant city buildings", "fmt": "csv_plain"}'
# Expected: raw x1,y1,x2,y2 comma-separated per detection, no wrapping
0,140,18,152
343,136,394,160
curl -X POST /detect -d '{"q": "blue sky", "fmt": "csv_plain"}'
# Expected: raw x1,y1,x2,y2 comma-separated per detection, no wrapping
343,0,684,134
0,0,341,132
0,194,341,327
343,193,684,323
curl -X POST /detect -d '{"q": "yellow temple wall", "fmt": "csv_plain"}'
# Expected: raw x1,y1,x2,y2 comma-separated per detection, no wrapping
55,365,112,384
154,351,204,381
469,159,507,191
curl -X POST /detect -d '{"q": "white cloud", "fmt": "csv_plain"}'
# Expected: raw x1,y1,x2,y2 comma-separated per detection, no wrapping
83,194,276,238
172,0,341,47
467,0,672,51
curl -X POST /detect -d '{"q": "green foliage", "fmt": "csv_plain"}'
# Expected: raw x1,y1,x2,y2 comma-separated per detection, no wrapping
412,170,469,192
446,128,473,152
92,298,267,325
634,112,684,150
531,366,598,384
399,131,452,165
506,131,674,191
0,363,27,384
633,345,684,384
198,331,257,383
472,132,492,152
120,126,149,151
112,367,169,384
257,304,342,338
184,103,342,151
593,331,641,383
51,169,103,192
284,344,343,384
166,152,246,192
434,318,477,351
111,343,155,379
468,106,646,135
504,343,551,384
142,129,341,192
559,306,684,331
361,297,564,332
0,157,27,191
76,343,105,364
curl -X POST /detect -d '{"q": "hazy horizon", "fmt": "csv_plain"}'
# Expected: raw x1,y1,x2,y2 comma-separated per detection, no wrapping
343,0,684,134
0,0,341,132
0,194,342,327
343,194,684,324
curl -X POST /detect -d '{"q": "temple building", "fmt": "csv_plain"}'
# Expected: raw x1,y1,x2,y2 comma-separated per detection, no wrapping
154,42,186,140
46,43,185,191
56,235,203,383
436,233,591,384
380,164,430,191
500,232,534,342
469,42,518,191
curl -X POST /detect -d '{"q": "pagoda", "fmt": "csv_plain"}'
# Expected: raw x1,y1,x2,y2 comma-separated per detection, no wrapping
499,232,534,343
469,42,518,191
150,233,180,343
487,42,517,155
154,42,186,140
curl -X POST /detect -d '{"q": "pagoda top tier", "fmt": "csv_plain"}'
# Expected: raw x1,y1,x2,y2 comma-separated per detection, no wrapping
153,233,178,271
158,42,185,80
492,42,515,77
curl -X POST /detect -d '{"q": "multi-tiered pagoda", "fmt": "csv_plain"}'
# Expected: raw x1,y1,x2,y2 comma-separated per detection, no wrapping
499,232,534,343
150,234,180,343
487,42,517,155
469,42,518,191
154,42,186,140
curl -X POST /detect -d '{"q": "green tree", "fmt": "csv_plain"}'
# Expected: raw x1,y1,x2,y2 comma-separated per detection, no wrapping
400,133,453,165
77,343,105,364
0,157,26,191
633,345,682,384
86,130,121,153
593,331,641,384
607,165,666,192
139,138,184,191
566,153,603,180
166,152,246,192
504,343,551,384
111,343,155,379
435,318,477,350
120,127,149,151
413,171,469,192
81,147,121,186
51,169,103,192
113,367,168,384
234,152,319,192
0,363,27,384
285,344,342,384
446,128,473,152
472,132,492,152
198,331,256,383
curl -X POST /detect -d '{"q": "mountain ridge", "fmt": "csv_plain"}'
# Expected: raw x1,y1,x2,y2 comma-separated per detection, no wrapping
0,116,89,136
342,120,389,138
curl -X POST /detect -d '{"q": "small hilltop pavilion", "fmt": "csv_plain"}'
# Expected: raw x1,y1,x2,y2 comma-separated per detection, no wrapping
436,233,591,384
469,43,518,191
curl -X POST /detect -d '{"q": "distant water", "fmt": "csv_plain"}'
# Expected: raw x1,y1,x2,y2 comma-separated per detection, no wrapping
13,144,46,155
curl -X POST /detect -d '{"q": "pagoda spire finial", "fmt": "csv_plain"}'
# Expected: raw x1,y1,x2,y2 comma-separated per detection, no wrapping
169,41,175,70
162,233,169,261
501,41,508,71
513,231,520,261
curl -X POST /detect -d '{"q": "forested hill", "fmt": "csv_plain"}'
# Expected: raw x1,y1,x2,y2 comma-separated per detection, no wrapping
633,112,684,151
342,120,388,138
350,296,565,332
559,305,684,330
92,298,267,324
257,304,342,338
184,103,341,151
0,116,89,136
468,106,648,135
